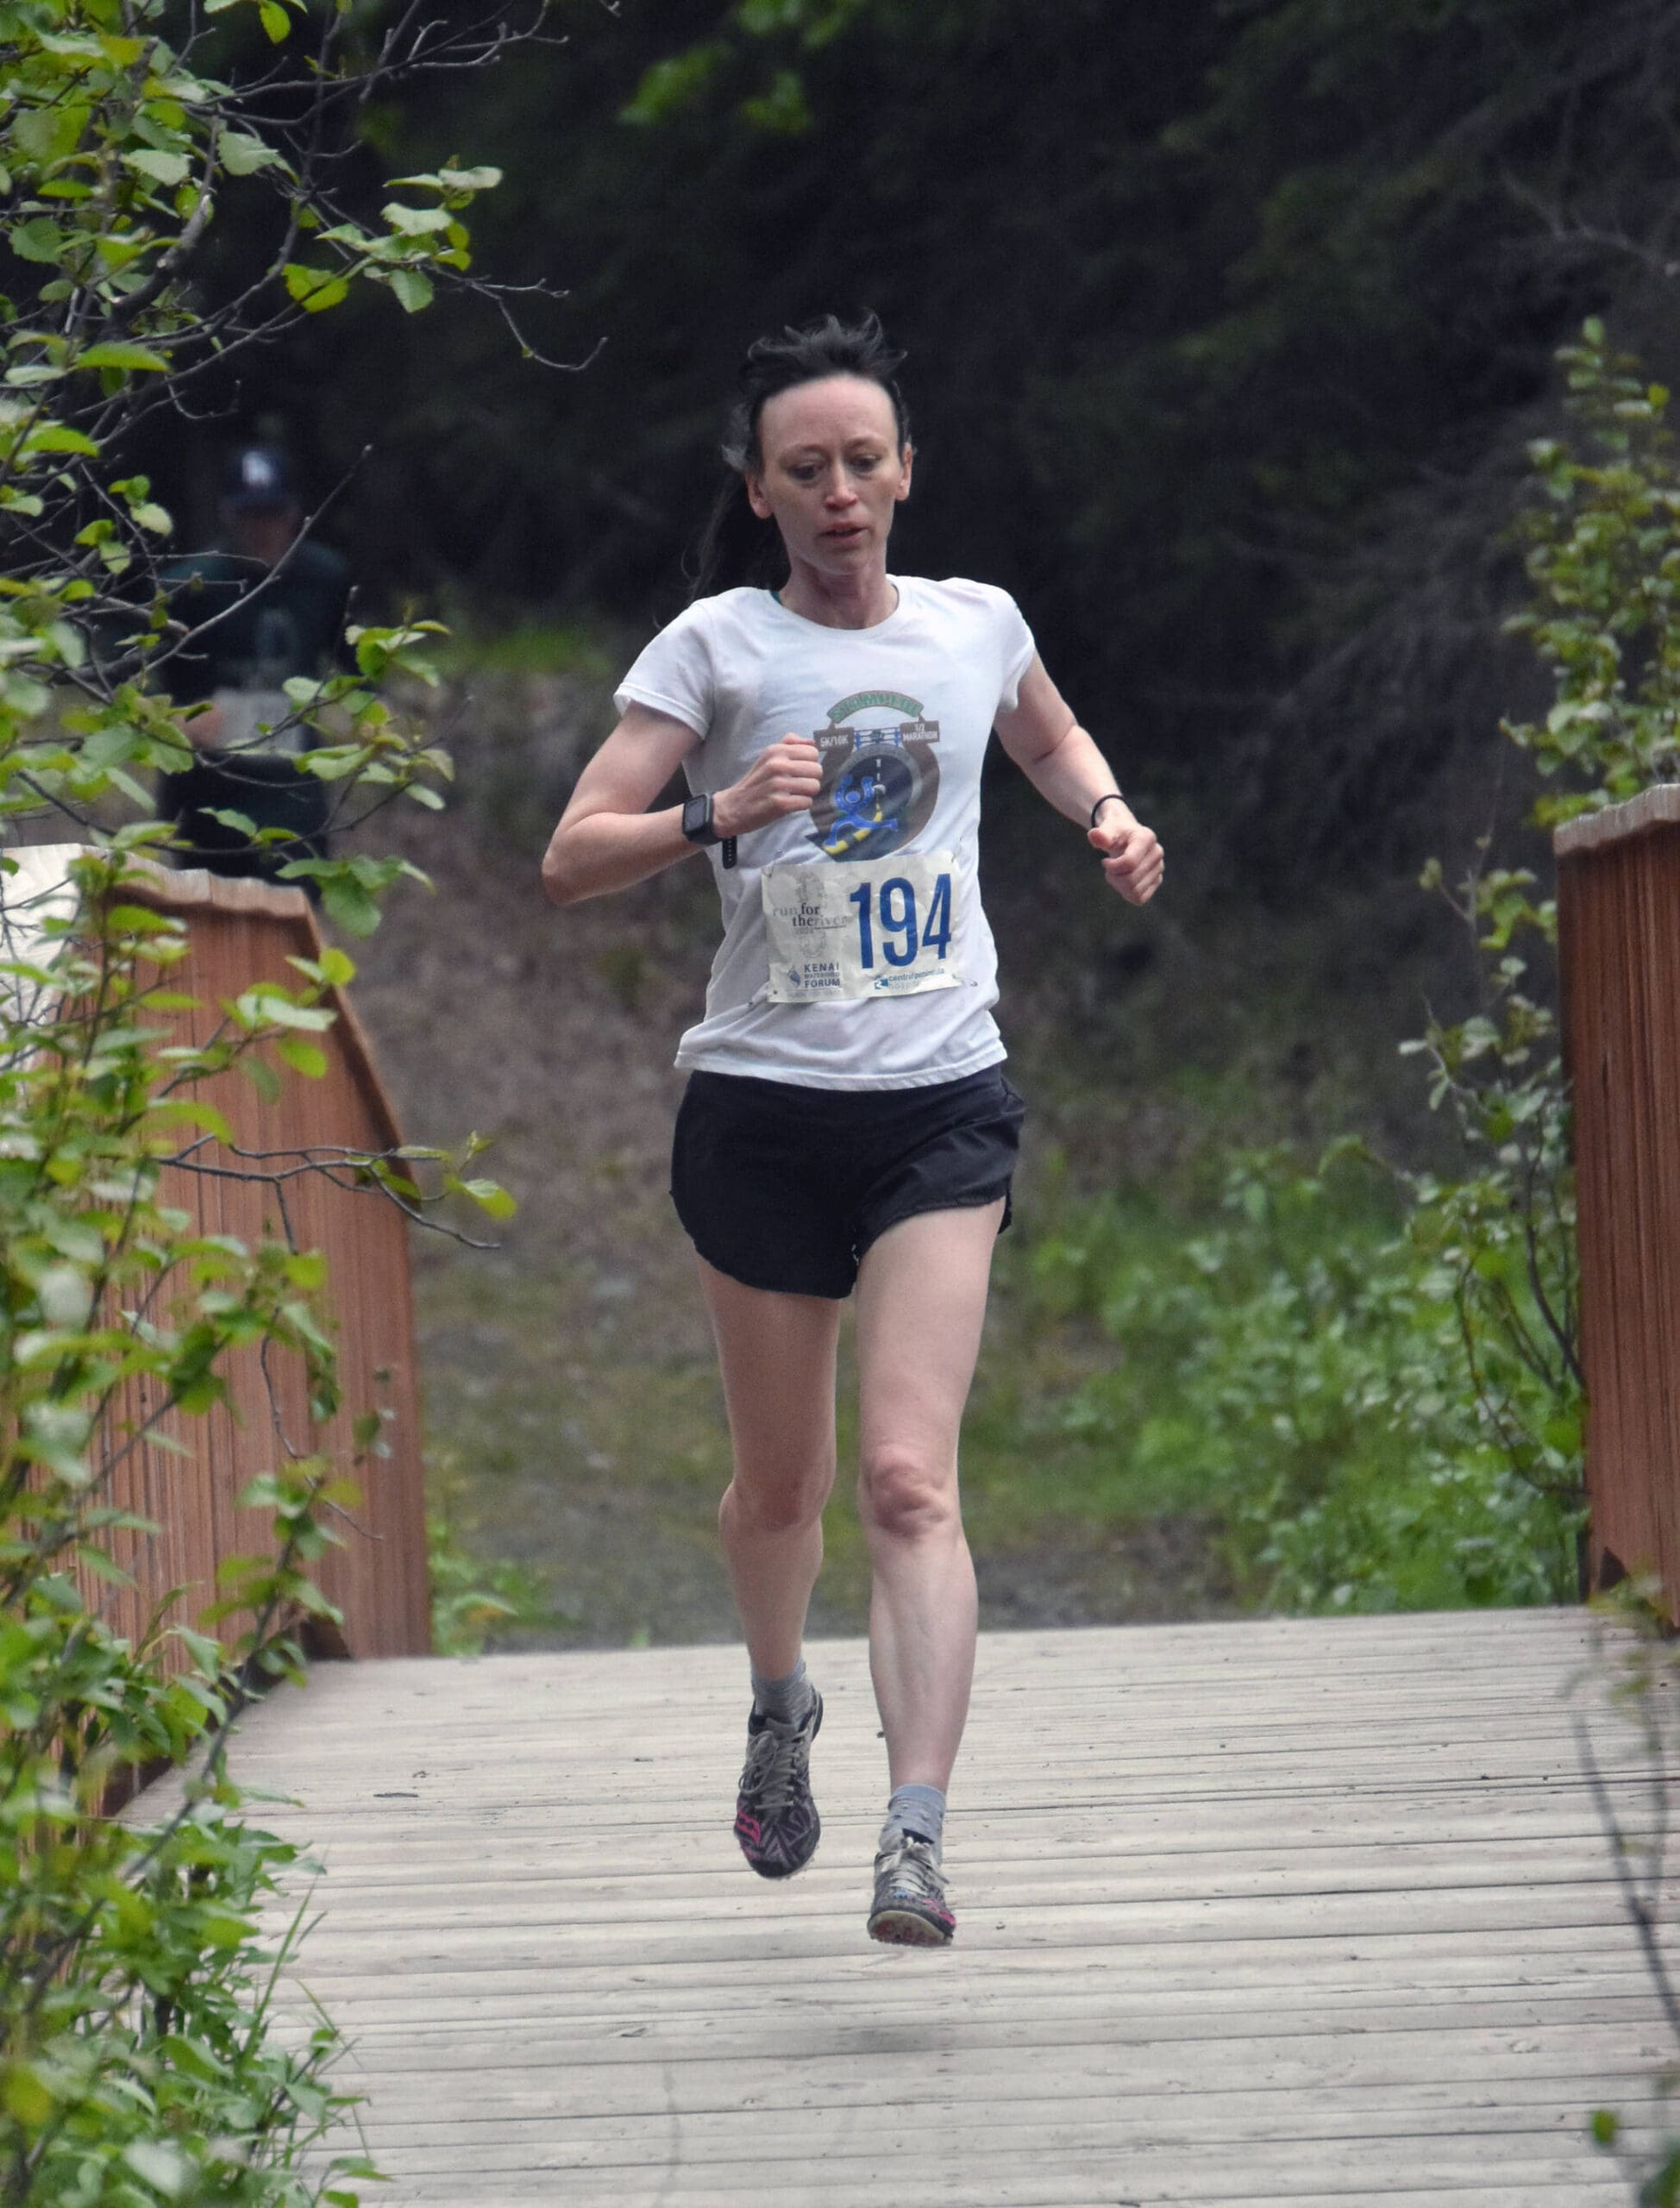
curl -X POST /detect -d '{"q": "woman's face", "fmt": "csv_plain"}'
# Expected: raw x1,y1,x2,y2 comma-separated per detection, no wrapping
745,376,912,580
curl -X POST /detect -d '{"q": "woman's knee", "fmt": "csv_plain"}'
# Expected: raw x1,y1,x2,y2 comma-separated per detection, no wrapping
858,1440,958,1543
721,1461,833,1539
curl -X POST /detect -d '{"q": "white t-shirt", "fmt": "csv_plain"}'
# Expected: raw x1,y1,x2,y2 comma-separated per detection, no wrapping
613,576,1036,1089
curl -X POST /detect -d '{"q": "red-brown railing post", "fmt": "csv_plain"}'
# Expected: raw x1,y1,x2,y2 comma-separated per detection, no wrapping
1557,787,1680,1623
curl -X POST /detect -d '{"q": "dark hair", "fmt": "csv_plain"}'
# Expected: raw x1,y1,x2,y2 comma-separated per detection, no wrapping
686,313,911,600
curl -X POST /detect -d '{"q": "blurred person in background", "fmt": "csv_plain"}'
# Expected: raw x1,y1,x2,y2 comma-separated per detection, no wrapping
157,444,349,886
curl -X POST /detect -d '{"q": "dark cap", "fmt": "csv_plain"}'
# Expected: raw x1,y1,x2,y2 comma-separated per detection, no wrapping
222,444,297,511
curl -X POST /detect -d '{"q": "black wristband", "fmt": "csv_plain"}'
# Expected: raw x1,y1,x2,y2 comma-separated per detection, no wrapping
1089,792,1126,828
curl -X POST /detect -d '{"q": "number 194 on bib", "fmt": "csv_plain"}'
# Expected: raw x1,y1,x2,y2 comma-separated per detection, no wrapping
848,872,951,970
762,850,963,1003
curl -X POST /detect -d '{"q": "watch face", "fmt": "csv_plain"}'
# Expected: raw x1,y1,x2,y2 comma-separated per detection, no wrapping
682,795,710,840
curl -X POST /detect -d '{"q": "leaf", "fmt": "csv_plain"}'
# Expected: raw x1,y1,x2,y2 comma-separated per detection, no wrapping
235,988,335,1031
122,2141,193,2197
75,1543,129,1584
78,340,169,371
259,0,291,40
278,1035,327,1078
622,44,730,125
282,262,349,312
124,147,190,187
1,2061,54,2127
239,1052,282,1104
219,129,283,177
742,68,813,135
382,201,453,236
25,423,100,456
391,165,502,193
388,266,434,313
319,874,381,936
450,1175,516,1220
9,217,64,264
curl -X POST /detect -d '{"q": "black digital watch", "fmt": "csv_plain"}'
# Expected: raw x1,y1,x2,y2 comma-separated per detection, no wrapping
681,794,737,869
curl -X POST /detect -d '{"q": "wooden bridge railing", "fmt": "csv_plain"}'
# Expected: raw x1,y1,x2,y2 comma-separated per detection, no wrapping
8,848,431,1662
1558,787,1680,1622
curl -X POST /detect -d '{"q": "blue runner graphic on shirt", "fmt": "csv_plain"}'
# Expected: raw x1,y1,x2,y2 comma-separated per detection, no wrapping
808,689,941,862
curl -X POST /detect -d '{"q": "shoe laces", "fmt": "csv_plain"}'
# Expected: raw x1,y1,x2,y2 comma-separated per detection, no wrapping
739,1713,812,1816
876,1831,943,1899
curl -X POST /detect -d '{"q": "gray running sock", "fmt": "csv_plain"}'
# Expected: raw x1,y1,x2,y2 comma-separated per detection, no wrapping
881,1782,946,1858
750,1656,814,1728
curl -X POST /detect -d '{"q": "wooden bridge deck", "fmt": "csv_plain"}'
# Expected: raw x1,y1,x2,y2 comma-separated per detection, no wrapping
217,1608,1676,2205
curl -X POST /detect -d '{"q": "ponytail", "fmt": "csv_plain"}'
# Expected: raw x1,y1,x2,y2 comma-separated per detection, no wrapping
686,477,784,599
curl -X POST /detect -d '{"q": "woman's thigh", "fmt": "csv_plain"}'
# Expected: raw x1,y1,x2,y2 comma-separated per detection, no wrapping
695,1255,843,1498
853,1201,1005,1484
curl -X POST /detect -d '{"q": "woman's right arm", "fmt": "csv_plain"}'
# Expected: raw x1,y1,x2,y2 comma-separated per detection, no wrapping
540,704,821,906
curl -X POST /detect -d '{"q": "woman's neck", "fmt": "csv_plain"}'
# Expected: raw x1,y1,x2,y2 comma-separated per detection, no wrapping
778,560,898,630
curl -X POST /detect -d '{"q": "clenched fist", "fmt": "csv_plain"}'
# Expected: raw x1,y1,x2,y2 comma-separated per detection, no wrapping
714,734,823,840
1088,812,1164,905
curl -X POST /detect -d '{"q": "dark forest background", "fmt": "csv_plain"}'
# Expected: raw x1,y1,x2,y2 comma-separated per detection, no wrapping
8,11,1677,2183
98,0,1680,1634
143,0,1680,883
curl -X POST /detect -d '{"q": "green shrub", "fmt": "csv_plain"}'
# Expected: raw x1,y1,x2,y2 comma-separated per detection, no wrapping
1032,1147,1579,1611
0,1,526,2195
0,862,383,2204
1028,318,1680,1619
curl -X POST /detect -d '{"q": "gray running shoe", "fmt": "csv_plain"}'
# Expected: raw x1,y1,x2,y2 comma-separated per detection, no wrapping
867,1831,956,1946
734,1690,822,1879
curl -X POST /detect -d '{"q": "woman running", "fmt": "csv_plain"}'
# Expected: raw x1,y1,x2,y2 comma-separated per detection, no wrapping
541,315,1163,1945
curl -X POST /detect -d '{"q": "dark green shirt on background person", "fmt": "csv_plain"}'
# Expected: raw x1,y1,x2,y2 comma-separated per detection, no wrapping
158,446,349,887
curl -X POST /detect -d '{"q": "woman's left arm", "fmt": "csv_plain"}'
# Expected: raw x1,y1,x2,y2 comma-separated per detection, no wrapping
994,656,1164,907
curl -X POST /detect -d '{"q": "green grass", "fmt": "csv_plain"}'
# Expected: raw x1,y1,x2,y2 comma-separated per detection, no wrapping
416,1132,1581,1652
412,1178,1244,1654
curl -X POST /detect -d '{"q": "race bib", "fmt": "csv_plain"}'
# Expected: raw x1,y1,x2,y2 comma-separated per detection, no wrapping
764,851,963,1004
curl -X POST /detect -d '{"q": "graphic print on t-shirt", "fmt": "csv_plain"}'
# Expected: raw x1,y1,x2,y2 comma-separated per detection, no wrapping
807,689,941,862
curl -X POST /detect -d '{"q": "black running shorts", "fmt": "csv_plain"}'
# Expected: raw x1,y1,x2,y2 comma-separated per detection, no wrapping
670,1065,1026,1300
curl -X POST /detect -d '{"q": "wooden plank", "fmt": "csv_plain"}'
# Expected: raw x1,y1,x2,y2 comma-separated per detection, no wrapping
371,2185,1622,2208
307,1987,1658,2061
291,1942,1655,2017
340,2035,1660,2114
272,1837,1663,1901
329,2141,1627,2192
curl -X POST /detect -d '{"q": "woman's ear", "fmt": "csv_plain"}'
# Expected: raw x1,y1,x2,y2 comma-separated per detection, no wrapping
744,471,773,522
896,442,914,501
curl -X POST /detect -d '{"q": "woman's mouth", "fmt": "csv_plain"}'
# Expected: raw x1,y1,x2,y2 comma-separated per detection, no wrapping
823,524,866,543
